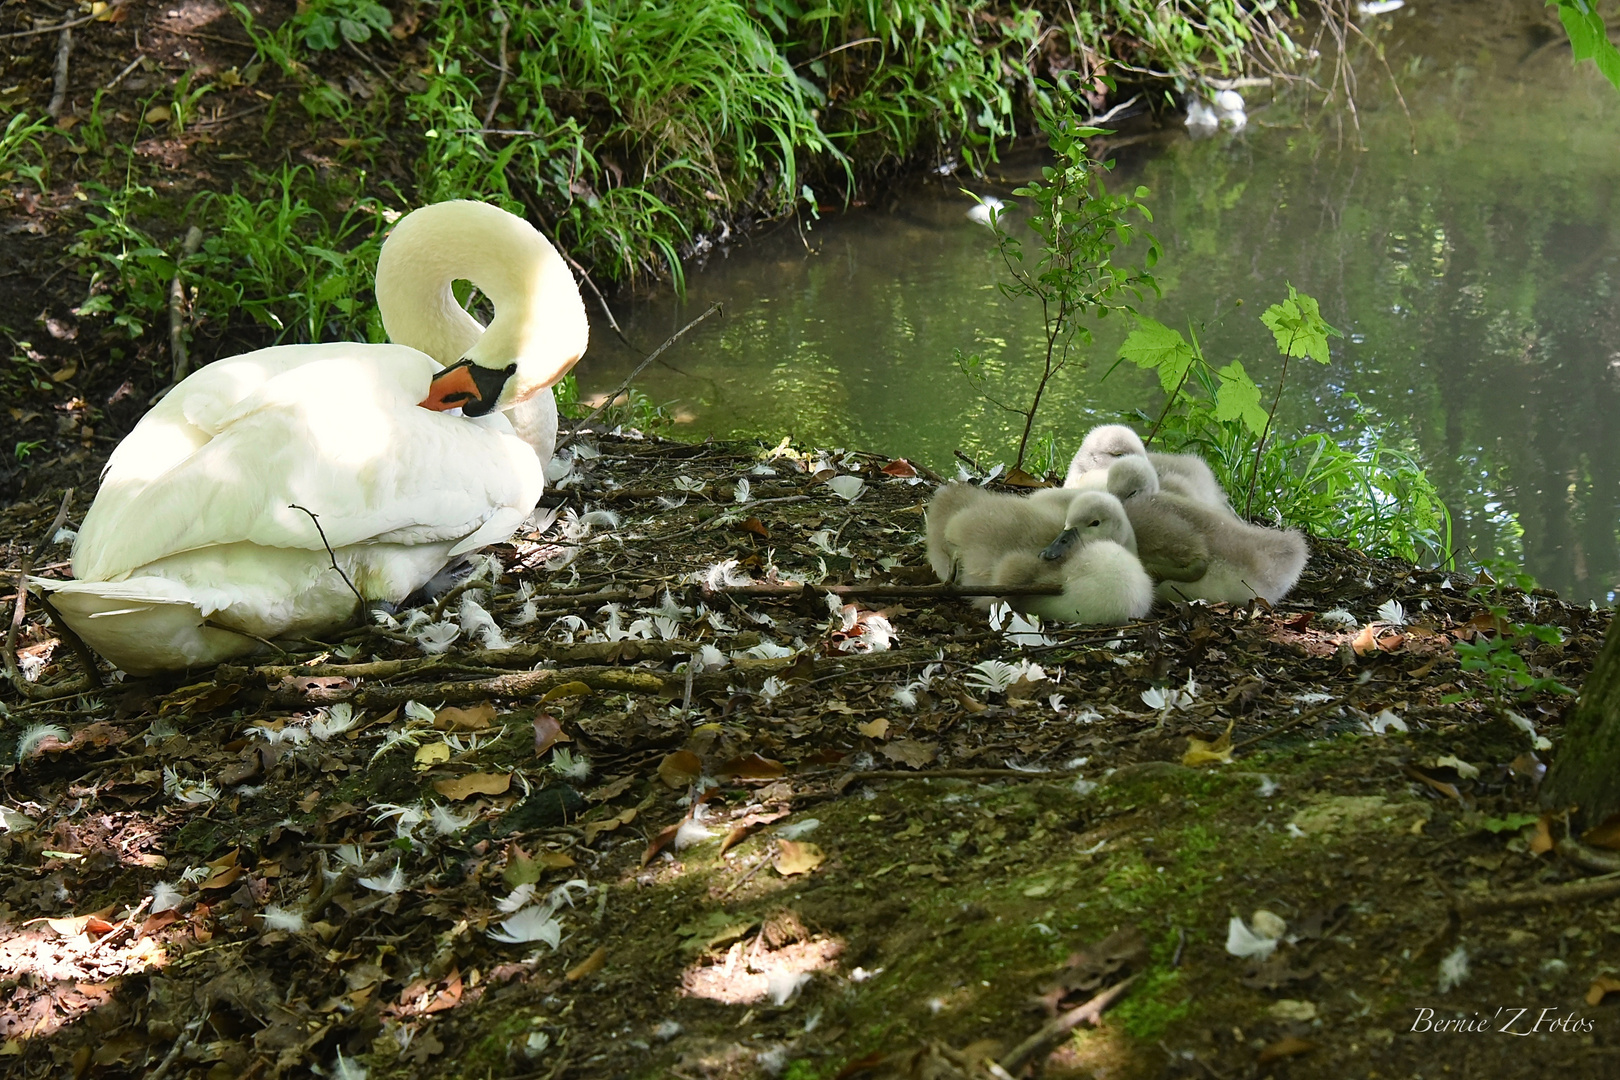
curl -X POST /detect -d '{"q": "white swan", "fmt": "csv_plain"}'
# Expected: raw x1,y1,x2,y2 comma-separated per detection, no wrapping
993,492,1153,624
925,482,1070,587
1114,481,1309,604
1064,424,1235,515
37,201,588,674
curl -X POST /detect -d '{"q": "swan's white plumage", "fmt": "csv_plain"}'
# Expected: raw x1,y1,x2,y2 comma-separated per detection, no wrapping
40,201,583,674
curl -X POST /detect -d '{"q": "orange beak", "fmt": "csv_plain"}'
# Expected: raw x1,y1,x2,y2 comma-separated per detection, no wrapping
420,361,482,412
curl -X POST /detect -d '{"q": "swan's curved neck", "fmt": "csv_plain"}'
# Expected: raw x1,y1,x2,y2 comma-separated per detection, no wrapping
375,201,588,408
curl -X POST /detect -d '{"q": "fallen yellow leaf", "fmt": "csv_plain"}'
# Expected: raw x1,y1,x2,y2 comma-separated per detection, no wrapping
1183,719,1235,767
567,946,607,982
774,839,826,876
541,681,594,703
432,771,511,800
434,702,496,730
413,741,451,768
856,717,889,739
1586,974,1620,1006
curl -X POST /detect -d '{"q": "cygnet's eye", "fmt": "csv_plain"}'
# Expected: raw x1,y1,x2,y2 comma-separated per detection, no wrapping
1089,518,1102,528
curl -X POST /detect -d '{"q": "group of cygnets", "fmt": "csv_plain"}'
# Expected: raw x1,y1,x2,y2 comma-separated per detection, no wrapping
926,425,1309,625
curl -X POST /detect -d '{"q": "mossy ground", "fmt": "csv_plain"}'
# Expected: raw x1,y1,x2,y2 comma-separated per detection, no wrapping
4,435,1615,1079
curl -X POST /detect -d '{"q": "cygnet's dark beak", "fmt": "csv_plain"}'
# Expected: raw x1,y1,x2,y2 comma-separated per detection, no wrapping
420,359,517,416
1041,528,1078,562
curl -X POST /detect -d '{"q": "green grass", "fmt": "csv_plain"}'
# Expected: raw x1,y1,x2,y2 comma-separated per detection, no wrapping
0,112,52,192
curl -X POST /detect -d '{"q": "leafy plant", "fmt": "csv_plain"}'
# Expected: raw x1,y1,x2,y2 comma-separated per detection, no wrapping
1549,0,1620,90
295,0,394,52
1446,562,1576,703
1115,291,1453,565
0,112,52,192
958,89,1159,472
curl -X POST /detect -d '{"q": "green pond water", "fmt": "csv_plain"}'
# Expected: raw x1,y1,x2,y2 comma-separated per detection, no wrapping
576,0,1620,604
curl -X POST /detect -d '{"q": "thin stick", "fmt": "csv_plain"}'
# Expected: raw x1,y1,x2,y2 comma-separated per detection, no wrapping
104,54,146,91
46,27,71,118
1455,872,1620,916
0,11,99,40
288,505,366,612
168,226,203,383
556,301,722,450
998,975,1138,1074
482,8,510,130
6,490,85,699
1246,324,1299,519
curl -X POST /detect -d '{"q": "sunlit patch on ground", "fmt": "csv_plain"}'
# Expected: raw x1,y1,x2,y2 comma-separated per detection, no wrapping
680,935,843,1006
0,918,165,1044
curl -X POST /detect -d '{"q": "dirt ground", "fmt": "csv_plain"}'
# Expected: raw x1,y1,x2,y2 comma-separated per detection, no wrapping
3,432,1619,1080
4,4,1620,1079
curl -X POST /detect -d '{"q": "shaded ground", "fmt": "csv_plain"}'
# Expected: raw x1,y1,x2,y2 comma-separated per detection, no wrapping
3,434,1618,1080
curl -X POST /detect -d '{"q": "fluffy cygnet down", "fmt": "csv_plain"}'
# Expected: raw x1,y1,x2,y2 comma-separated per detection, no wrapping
1119,489,1309,604
991,492,1153,624
925,482,1070,586
1064,424,1234,515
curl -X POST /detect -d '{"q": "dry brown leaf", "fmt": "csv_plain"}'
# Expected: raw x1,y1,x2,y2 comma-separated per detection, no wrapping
1585,975,1620,1006
414,742,451,767
533,712,565,756
1002,468,1047,487
433,772,512,800
774,840,826,876
720,753,785,780
1183,719,1234,767
586,775,635,803
582,807,637,844
1581,812,1620,851
641,822,682,865
658,750,704,789
198,864,243,891
434,702,496,730
879,739,938,769
1351,624,1378,655
738,516,770,539
566,947,607,982
856,717,890,739
1257,1037,1316,1065
1530,814,1554,855
880,459,918,478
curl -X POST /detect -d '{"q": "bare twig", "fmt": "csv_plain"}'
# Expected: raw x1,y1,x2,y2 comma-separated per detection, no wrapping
167,225,203,383
46,27,72,118
1454,872,1620,916
6,489,94,699
0,11,99,40
998,975,1138,1074
482,6,510,129
288,505,366,613
834,766,1085,794
104,53,146,91
556,302,722,450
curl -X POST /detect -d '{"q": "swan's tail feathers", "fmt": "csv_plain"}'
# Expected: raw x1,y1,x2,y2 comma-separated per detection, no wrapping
31,577,262,675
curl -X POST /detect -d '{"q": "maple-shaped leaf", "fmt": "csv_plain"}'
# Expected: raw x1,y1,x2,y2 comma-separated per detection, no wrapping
1259,285,1339,364
1119,316,1197,392
1214,360,1270,435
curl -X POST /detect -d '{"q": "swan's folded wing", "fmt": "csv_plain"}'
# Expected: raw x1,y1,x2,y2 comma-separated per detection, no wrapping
74,353,544,581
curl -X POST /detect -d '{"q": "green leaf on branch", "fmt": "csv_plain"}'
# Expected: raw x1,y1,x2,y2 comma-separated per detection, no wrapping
1119,317,1196,392
1259,285,1339,364
1553,1,1620,90
1214,360,1270,435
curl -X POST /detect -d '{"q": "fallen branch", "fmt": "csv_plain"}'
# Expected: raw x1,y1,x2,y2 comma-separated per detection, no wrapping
1557,836,1620,874
167,225,203,383
6,489,98,699
834,766,1083,793
0,11,100,40
998,975,1138,1075
1454,872,1620,916
46,27,71,118
482,5,510,129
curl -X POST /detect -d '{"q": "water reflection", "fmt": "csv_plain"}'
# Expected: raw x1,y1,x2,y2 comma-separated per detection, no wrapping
577,0,1620,603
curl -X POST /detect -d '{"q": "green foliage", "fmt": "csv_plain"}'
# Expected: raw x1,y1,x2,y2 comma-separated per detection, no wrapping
1445,564,1577,703
959,90,1158,470
1550,0,1620,90
72,166,394,354
1119,294,1453,565
0,112,52,192
295,0,394,52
